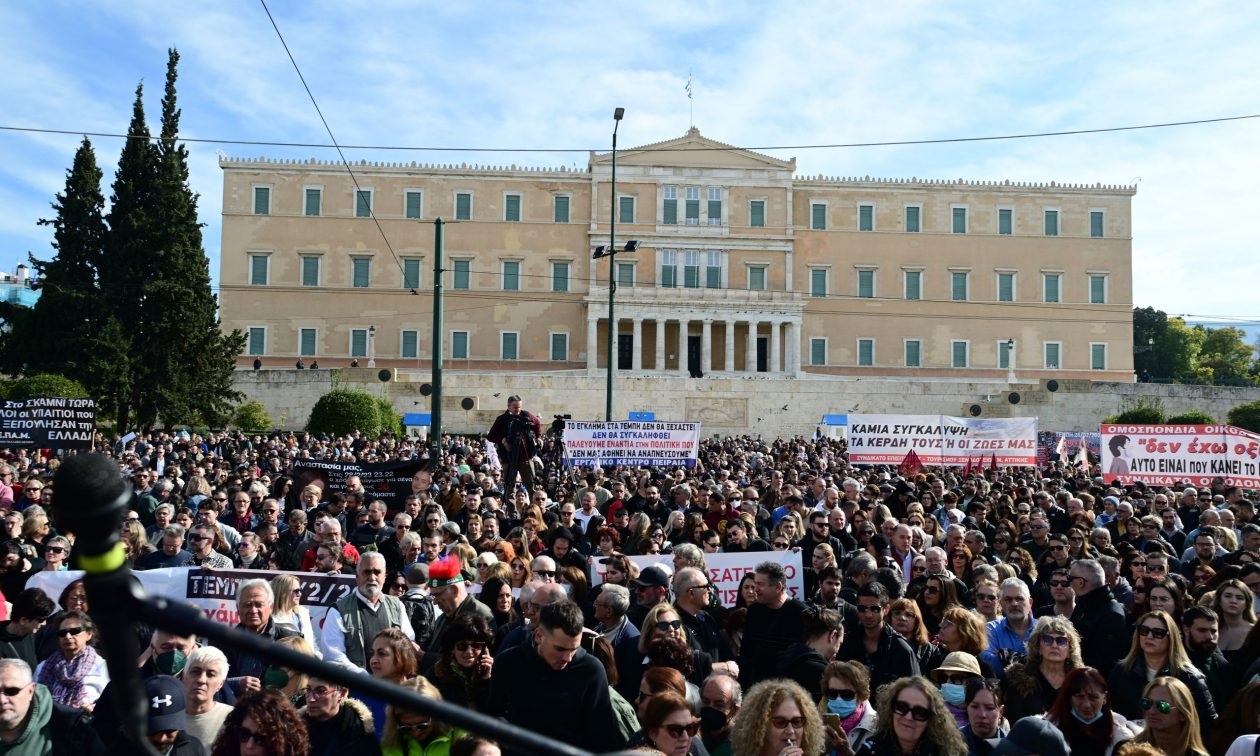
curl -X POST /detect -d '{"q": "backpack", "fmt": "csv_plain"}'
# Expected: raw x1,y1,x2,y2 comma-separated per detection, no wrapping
400,592,437,652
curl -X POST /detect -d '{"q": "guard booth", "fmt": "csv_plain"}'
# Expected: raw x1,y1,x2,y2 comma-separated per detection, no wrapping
819,413,848,440
403,412,431,442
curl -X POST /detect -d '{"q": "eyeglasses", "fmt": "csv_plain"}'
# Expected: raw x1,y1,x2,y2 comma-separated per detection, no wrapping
655,620,683,632
238,727,266,746
1136,625,1170,639
923,586,940,594
942,673,974,685
1049,580,1071,588
57,627,87,638
976,593,998,602
856,604,884,614
1048,545,1066,551
1139,697,1174,714
770,716,805,730
1040,634,1070,647
454,641,486,654
892,700,932,722
304,686,339,699
398,722,433,736
534,570,556,578
772,541,789,549
687,584,712,593
827,687,857,701
1131,561,1147,568
46,546,66,554
662,720,701,739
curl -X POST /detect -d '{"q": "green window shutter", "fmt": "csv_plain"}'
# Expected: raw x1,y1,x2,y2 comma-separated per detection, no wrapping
355,190,372,218
1044,210,1059,236
684,266,699,289
550,333,567,361
999,341,1011,369
502,333,518,360
405,191,422,219
858,271,874,298
707,199,722,224
1091,344,1106,370
661,266,677,288
998,273,1014,302
617,263,634,287
1090,211,1104,238
247,328,265,355
455,193,471,220
352,259,370,288
299,329,316,357
811,204,826,230
858,340,873,366
811,269,827,297
663,199,677,225
401,331,418,359
301,257,319,287
750,201,765,228
304,188,321,216
810,340,826,366
1090,275,1106,304
999,208,1013,235
505,195,521,222
253,187,270,215
952,342,967,368
403,259,420,289
250,255,268,286
619,196,634,224
705,265,721,289
951,272,968,301
503,262,520,291
905,341,921,367
453,260,470,289
554,196,570,223
749,267,766,291
1044,275,1060,303
351,330,367,357
452,332,468,359
859,205,873,231
1045,344,1060,369
905,206,920,232
685,199,700,224
552,262,569,292
952,207,967,233
905,271,921,300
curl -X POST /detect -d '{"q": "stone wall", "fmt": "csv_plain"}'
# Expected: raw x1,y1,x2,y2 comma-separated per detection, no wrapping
233,369,1260,435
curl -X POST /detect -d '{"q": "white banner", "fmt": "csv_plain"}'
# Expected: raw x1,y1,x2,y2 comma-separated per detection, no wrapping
29,568,356,630
590,550,804,607
847,414,1038,466
1100,423,1260,487
562,420,701,468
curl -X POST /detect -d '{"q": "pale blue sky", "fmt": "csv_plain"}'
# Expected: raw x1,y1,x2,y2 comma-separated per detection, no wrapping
1,2,1257,320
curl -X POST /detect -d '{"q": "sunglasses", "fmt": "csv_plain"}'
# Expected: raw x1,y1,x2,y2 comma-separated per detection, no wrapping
770,716,805,730
46,546,66,554
892,700,932,722
655,620,683,632
1040,635,1070,647
856,604,884,614
772,541,789,549
1049,580,1070,588
663,721,701,739
534,570,556,578
1139,697,1174,714
0,684,28,697
827,687,857,701
942,673,975,685
454,641,486,654
1131,561,1147,568
1137,625,1170,639
57,626,87,638
1048,545,1065,551
238,728,266,746
976,593,998,601
923,586,940,594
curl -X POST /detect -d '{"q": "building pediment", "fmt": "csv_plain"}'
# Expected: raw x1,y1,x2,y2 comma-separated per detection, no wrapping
590,127,795,173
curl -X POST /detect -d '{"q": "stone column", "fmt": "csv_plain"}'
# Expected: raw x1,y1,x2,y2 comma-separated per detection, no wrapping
586,315,598,375
701,320,713,376
787,321,801,376
631,318,643,371
770,320,781,373
746,320,757,372
655,318,666,372
724,320,735,373
678,319,691,375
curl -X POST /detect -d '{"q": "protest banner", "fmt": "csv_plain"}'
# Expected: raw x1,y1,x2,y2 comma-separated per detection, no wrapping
562,420,701,468
30,568,356,631
1037,431,1101,466
848,414,1037,466
0,397,95,448
589,550,804,607
1100,423,1260,488
289,458,425,512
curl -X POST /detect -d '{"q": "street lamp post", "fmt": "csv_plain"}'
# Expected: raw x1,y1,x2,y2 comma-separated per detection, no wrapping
604,107,624,422
368,324,377,368
1006,338,1016,383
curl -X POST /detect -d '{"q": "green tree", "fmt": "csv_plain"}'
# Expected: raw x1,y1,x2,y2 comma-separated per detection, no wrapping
1158,318,1203,383
8,374,90,400
1165,410,1216,425
1103,395,1166,424
1133,306,1167,378
375,396,402,436
1229,400,1260,433
231,400,272,431
1195,326,1256,386
307,389,384,435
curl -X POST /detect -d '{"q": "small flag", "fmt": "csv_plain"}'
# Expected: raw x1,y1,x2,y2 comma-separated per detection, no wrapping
899,449,924,476
1073,442,1089,468
1054,434,1066,461
989,453,998,472
685,71,693,100
962,456,973,478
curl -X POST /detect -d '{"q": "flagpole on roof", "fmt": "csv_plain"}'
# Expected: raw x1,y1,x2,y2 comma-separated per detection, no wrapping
686,70,693,129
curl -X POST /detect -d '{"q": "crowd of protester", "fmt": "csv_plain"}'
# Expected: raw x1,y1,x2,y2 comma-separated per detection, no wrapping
0,421,1256,755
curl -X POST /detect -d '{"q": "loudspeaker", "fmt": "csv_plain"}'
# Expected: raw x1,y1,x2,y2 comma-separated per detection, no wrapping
460,397,475,410
1008,392,1021,404
969,404,983,416
378,369,392,382
419,383,433,397
1045,379,1060,393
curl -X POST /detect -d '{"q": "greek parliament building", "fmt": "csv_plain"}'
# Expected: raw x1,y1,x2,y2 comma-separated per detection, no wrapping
218,128,1135,386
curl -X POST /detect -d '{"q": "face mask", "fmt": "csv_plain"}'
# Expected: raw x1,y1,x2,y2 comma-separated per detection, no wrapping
263,667,290,689
154,649,187,676
699,706,728,733
1072,707,1104,725
827,697,858,718
941,683,966,707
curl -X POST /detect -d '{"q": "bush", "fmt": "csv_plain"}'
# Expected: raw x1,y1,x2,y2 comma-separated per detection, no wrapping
231,400,272,431
1164,410,1216,425
307,389,384,435
1228,400,1260,433
8,373,91,400
1102,395,1166,425
375,396,402,436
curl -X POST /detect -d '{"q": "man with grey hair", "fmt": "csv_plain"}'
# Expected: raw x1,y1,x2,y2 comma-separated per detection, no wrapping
840,552,876,604
1068,557,1128,673
982,577,1036,679
218,578,298,694
323,552,414,672
182,645,232,747
699,672,742,753
137,524,194,569
146,502,174,542
499,582,567,653
593,583,640,699
673,567,725,660
0,658,103,750
1098,554,1133,609
531,554,558,583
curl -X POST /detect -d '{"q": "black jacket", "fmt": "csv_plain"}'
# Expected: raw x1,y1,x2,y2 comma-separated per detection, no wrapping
838,624,920,694
1004,662,1062,722
1070,585,1129,673
0,621,38,669
302,698,381,756
777,642,828,699
1107,659,1217,741
739,598,806,689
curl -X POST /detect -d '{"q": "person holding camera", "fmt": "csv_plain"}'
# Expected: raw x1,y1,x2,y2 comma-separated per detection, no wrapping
487,395,542,495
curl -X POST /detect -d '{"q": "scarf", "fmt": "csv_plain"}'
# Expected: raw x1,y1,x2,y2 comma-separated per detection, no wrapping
38,644,98,708
840,701,867,734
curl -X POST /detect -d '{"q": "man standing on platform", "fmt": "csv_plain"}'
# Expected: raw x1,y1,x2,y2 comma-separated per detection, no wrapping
487,395,541,495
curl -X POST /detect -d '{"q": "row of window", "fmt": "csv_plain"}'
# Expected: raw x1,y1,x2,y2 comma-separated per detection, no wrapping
808,339,1110,370
808,268,1110,304
247,254,577,292
245,327,570,362
253,185,1109,238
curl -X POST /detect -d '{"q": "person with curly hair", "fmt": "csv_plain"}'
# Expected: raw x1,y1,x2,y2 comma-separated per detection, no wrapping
853,676,966,756
1004,615,1084,722
728,678,825,756
210,687,309,756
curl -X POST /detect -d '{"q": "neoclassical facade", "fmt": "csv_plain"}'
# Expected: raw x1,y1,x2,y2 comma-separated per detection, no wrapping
219,128,1135,382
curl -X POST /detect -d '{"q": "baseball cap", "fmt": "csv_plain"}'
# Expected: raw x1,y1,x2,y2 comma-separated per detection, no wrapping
144,675,186,734
631,565,671,589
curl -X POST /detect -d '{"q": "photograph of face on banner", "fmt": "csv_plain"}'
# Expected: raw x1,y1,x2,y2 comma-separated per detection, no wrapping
590,550,804,607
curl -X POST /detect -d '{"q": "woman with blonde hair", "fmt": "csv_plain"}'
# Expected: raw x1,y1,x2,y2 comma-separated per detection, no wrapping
853,675,966,756
381,676,456,756
1107,610,1216,736
1210,578,1256,663
1131,676,1209,756
887,597,938,672
935,606,992,676
120,519,155,560
1005,615,1084,721
729,678,826,756
270,573,320,656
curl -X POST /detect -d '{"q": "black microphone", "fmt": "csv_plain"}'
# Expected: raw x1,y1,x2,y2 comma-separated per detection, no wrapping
53,453,156,755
